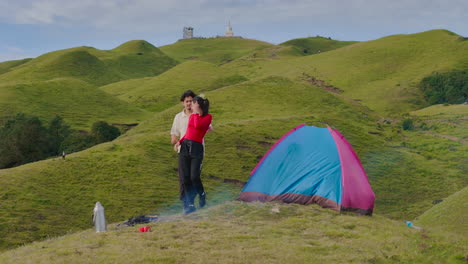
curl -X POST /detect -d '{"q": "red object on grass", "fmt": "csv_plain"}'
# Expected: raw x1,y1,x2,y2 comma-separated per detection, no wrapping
139,226,151,232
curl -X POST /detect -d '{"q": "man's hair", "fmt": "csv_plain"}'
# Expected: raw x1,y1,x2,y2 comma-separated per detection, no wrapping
193,96,210,116
180,90,196,101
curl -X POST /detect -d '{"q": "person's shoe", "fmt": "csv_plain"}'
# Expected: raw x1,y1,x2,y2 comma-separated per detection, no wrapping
184,204,196,215
199,192,206,208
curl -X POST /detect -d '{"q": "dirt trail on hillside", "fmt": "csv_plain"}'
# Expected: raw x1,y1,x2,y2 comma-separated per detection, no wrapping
421,131,467,145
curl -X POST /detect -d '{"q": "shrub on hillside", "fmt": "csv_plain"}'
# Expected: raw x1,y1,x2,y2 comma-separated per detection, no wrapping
0,114,122,169
420,70,467,105
0,114,50,168
60,131,97,153
91,121,121,143
402,119,415,130
48,115,71,156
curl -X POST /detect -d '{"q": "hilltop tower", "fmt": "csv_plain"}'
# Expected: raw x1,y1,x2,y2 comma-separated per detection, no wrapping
225,22,234,37
183,27,194,39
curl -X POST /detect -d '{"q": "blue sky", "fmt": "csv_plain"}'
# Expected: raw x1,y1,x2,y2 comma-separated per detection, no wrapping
0,0,467,62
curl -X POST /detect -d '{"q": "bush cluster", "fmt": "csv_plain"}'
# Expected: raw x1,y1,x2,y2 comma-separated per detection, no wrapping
0,114,121,169
420,70,467,105
402,119,415,130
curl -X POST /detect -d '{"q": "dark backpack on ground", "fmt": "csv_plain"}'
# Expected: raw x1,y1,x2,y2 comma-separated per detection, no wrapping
119,215,158,227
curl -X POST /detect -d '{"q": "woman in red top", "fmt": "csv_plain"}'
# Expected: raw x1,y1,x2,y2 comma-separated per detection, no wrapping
176,95,212,214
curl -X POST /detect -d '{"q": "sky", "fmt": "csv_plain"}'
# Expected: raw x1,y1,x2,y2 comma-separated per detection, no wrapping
0,0,467,62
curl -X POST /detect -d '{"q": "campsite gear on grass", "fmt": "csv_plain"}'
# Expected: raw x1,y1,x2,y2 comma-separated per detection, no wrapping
93,202,106,232
139,226,151,232
239,124,375,215
404,221,422,229
119,215,159,227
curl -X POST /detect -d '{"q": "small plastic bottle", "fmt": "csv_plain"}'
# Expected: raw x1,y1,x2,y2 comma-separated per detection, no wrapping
404,220,422,230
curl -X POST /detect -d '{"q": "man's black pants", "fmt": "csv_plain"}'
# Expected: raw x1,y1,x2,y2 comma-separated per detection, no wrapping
178,139,205,207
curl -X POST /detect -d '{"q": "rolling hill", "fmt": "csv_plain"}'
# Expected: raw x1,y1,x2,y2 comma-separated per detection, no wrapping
222,30,468,114
0,78,151,129
0,41,177,129
415,186,467,235
159,37,273,64
0,29,466,263
0,58,32,75
1,202,466,264
0,40,178,86
100,60,249,111
280,36,358,55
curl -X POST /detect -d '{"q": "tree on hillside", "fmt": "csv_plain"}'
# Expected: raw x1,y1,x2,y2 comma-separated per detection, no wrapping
60,131,97,153
0,114,50,168
420,70,467,105
0,114,124,169
48,115,70,156
91,121,121,143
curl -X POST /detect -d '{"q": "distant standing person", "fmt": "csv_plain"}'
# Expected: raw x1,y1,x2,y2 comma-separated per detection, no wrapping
175,95,212,214
171,90,197,202
62,151,66,160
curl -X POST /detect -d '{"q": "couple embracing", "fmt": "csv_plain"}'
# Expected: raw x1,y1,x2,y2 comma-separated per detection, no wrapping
170,90,212,214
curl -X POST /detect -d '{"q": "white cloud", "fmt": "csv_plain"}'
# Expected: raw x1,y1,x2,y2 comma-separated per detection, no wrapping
0,46,34,62
0,0,466,60
1,0,466,31
0,0,466,43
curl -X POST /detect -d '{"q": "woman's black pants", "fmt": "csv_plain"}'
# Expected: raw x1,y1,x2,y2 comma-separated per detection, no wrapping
178,139,205,207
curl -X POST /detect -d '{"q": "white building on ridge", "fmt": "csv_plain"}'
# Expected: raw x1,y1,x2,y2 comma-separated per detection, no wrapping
225,22,234,37
183,27,193,39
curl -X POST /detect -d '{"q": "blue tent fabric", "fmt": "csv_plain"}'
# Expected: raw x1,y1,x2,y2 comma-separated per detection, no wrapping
243,126,342,204
239,124,375,214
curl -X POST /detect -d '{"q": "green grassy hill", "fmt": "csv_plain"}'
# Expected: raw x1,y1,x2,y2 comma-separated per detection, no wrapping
0,78,151,129
1,202,466,264
223,30,468,114
0,41,178,86
0,75,386,249
0,40,176,128
0,75,465,251
159,37,273,64
0,58,32,75
100,60,249,111
410,104,467,143
280,36,358,55
415,186,467,236
0,29,466,260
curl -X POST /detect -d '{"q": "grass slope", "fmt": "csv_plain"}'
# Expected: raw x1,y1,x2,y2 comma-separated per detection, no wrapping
100,60,249,111
0,41,177,86
410,104,468,142
412,104,468,117
1,202,466,264
280,36,358,55
0,78,152,129
0,58,32,75
0,40,176,128
0,76,385,250
159,38,273,64
1,74,466,251
415,186,467,236
223,30,468,114
0,30,466,256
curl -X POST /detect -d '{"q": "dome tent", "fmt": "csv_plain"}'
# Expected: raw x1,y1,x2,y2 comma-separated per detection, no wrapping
238,124,375,215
